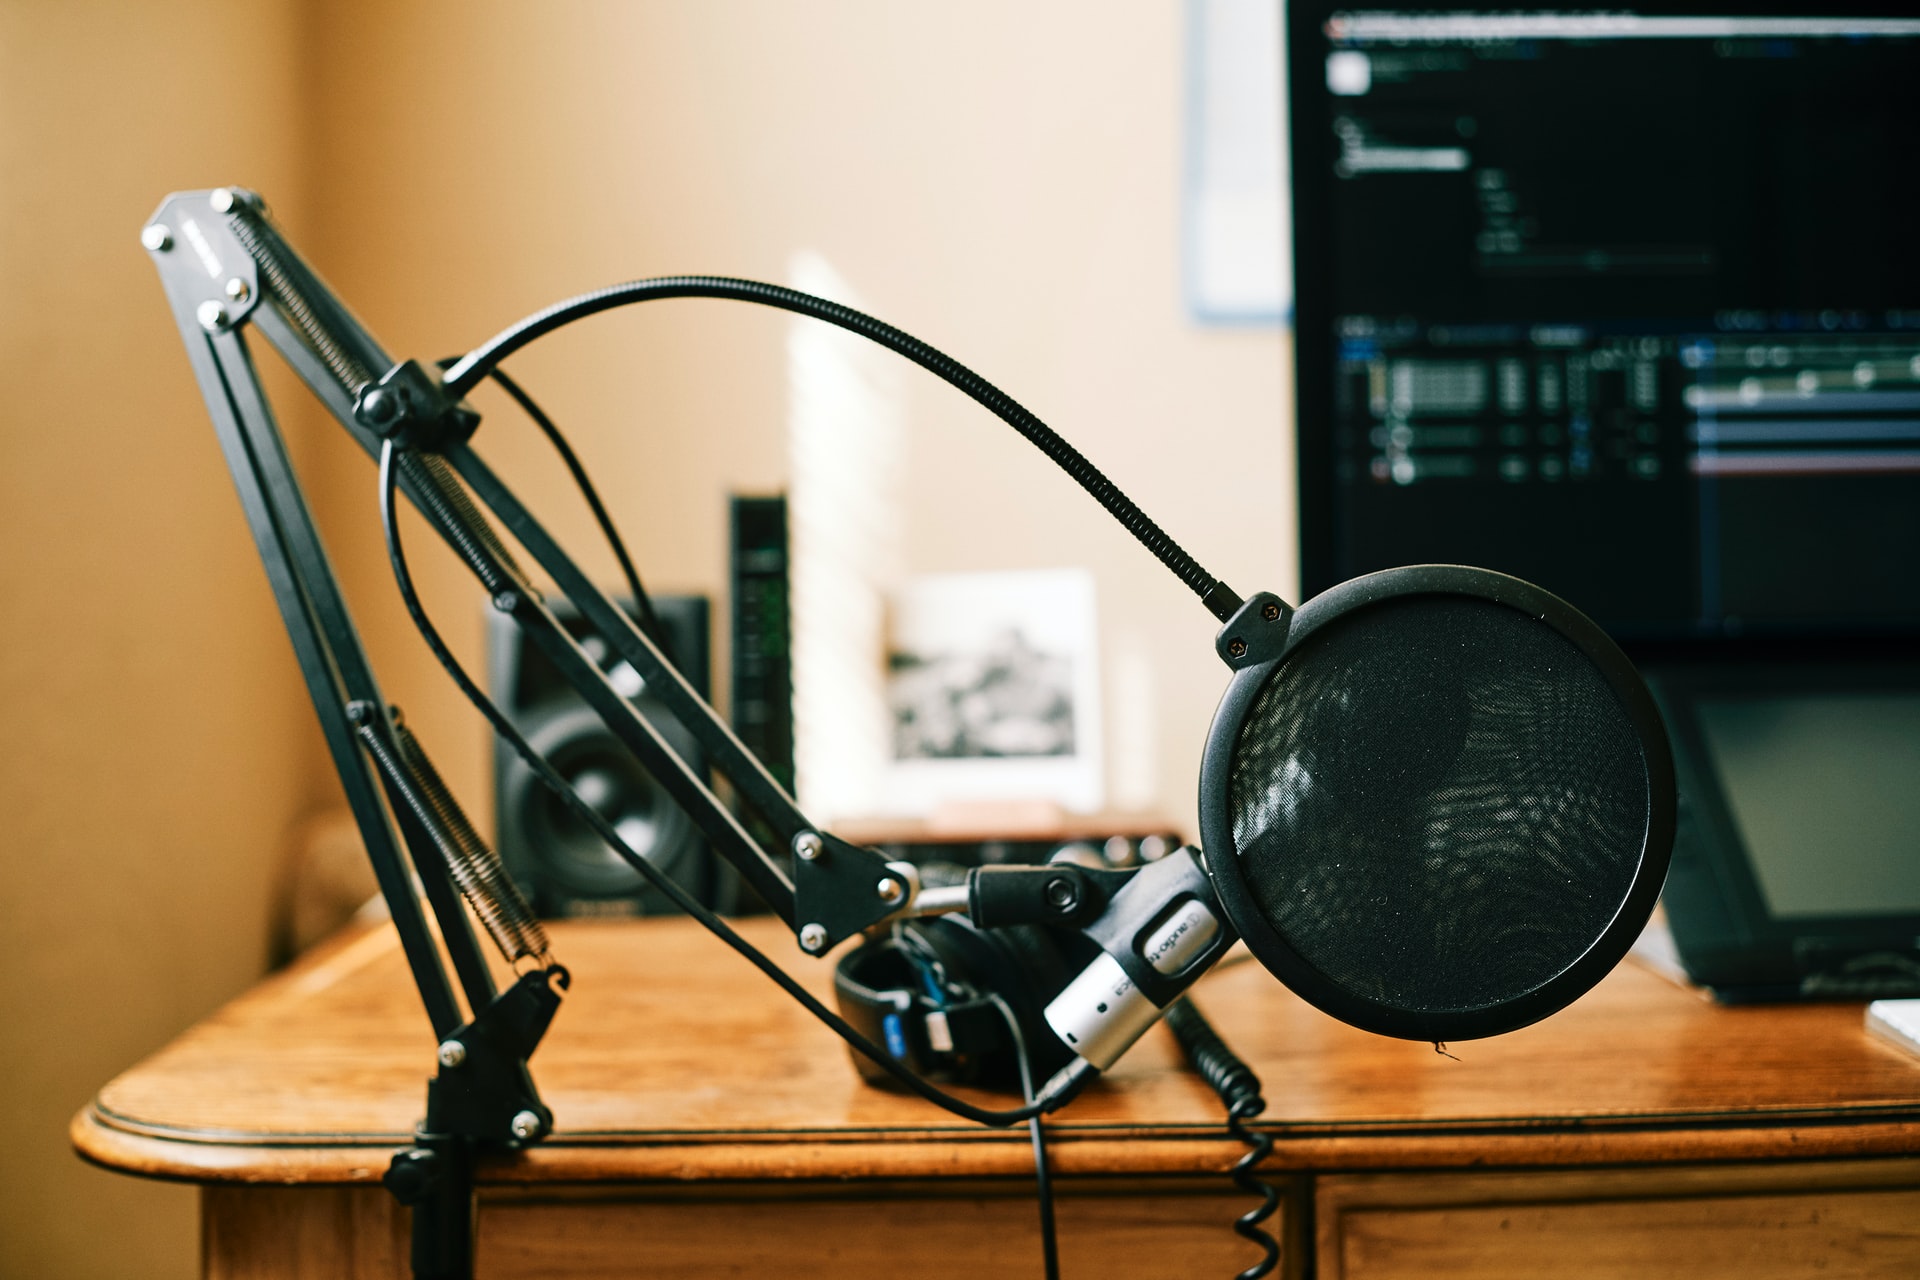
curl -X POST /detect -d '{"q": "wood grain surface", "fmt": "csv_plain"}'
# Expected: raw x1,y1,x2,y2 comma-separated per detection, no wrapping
199,1180,1309,1280
1316,1160,1920,1280
75,915,1920,1185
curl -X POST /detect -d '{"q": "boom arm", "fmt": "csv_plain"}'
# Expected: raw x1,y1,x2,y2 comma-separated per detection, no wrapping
143,185,914,1279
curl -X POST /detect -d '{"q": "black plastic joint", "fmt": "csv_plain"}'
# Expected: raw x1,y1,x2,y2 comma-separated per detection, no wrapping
420,966,568,1148
354,359,480,450
967,864,1132,929
791,831,910,952
1201,580,1245,623
1215,590,1294,670
382,1147,444,1205
1083,848,1236,1007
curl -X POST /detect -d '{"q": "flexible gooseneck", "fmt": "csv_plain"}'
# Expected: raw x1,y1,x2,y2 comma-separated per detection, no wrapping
442,275,1244,622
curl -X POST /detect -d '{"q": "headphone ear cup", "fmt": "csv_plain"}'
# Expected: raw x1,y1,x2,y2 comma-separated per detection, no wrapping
832,917,1092,1093
909,917,1089,1088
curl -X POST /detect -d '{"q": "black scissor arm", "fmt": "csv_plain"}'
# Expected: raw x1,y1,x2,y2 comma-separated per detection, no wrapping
148,188,573,1280
188,187,915,942
160,301,470,1037
148,183,1132,1280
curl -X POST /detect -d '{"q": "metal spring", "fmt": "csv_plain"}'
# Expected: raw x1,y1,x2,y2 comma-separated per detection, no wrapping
224,211,375,397
390,717,550,967
229,206,527,599
229,207,523,595
354,711,549,967
396,450,526,597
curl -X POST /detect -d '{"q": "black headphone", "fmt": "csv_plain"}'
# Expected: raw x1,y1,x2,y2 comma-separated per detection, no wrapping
833,913,1087,1092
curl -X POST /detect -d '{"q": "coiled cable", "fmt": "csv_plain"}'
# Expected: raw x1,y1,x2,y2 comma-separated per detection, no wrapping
1164,997,1280,1280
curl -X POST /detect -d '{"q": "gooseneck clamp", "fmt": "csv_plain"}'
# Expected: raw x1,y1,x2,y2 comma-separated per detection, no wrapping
146,187,1241,1277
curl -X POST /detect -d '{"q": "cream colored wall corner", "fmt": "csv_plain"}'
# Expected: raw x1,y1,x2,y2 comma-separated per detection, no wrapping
0,3,321,1277
0,4,1294,1275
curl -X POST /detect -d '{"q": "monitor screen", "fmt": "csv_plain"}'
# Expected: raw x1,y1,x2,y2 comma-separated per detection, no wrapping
1695,691,1920,918
1289,5,1920,641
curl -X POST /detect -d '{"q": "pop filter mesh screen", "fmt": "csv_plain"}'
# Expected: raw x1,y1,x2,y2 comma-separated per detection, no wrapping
1228,594,1649,1016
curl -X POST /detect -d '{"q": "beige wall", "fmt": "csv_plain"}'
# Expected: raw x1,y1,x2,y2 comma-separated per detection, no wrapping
1,3,1291,1275
0,2,323,1277
303,0,1295,825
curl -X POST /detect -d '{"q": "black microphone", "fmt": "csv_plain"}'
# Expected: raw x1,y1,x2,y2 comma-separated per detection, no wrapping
1035,563,1674,1069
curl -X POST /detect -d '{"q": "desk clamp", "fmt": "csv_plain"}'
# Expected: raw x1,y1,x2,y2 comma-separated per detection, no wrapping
384,966,570,1279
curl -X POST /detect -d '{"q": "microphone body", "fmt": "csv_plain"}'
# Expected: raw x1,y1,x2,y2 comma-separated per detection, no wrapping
1040,849,1235,1068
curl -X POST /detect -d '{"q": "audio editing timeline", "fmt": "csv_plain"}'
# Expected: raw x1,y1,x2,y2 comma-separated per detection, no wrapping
1299,11,1920,637
1685,336,1920,479
1342,327,1920,490
1332,321,1920,634
1339,323,1676,489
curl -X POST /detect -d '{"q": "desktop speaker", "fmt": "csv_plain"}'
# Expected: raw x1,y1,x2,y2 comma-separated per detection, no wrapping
488,595,738,917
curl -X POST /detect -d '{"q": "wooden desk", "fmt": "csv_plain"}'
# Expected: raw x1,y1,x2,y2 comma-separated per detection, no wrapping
75,917,1920,1278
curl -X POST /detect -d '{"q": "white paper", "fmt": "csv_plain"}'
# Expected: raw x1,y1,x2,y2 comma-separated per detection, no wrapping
1186,0,1289,323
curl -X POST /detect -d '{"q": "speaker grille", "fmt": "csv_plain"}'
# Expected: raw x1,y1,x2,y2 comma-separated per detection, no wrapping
1227,594,1649,1016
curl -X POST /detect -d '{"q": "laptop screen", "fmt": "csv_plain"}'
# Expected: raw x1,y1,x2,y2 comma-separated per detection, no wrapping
1697,692,1920,918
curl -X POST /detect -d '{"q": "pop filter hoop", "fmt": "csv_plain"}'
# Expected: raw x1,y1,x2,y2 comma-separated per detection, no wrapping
1199,565,1676,1042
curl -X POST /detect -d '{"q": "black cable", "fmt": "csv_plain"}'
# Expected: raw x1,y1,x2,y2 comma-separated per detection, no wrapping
436,359,674,659
438,276,1242,622
1223,1095,1279,1280
378,439,1090,1128
990,995,1061,1280
1164,997,1280,1280
1029,1111,1058,1280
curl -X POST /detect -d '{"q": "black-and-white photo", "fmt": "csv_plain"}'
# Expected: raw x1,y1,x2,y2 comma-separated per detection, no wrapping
890,625,1077,760
878,569,1104,814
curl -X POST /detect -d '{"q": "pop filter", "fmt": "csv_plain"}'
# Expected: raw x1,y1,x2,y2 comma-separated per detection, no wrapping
1199,566,1675,1042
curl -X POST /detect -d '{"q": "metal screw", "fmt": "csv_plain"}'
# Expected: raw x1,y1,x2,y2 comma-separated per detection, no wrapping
492,590,521,613
876,876,904,904
209,187,237,213
359,386,398,425
799,922,828,952
436,1040,467,1069
509,1110,544,1141
1044,876,1079,911
1262,602,1282,621
224,277,250,302
141,224,172,252
197,300,230,332
1227,637,1248,659
793,831,823,862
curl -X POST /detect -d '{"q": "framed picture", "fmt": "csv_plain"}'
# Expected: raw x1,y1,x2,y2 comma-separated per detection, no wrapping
882,568,1103,816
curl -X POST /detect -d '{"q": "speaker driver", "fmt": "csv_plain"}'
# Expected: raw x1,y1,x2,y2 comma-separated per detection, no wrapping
1199,565,1675,1042
511,703,702,901
490,593,731,917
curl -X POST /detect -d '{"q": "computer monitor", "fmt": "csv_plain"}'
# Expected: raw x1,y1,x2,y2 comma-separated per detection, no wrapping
1288,3,1920,644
